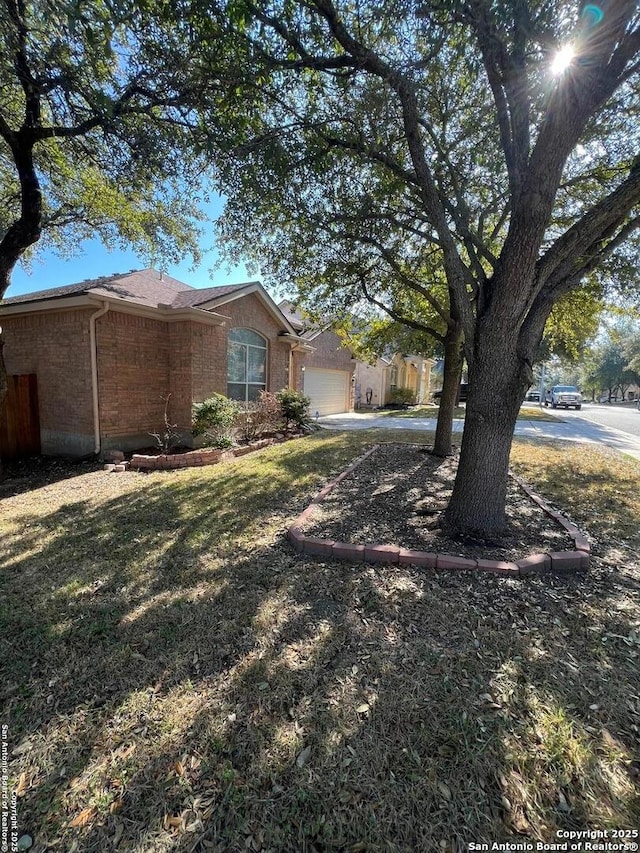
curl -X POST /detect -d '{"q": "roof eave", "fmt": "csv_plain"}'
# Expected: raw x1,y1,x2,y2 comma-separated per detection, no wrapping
195,282,298,335
0,292,228,326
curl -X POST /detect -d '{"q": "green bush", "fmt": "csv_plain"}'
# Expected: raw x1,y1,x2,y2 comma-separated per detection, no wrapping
389,386,415,406
192,394,238,448
276,388,311,430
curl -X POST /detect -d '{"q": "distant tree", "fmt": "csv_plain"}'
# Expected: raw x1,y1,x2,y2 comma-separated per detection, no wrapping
313,278,463,456
624,325,640,376
579,320,640,401
576,350,601,402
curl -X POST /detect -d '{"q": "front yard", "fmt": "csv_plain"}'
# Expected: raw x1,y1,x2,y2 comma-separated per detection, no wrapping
381,405,561,421
1,430,639,852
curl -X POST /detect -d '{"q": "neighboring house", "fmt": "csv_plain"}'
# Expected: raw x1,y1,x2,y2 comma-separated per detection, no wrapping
278,300,436,409
386,353,435,404
278,300,356,416
0,269,323,456
353,357,391,409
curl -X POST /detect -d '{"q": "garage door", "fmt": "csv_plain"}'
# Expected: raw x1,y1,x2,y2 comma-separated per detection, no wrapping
304,368,350,416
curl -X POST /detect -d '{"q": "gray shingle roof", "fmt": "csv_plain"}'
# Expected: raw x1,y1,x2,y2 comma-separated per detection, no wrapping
2,269,191,308
1,270,261,312
170,283,255,309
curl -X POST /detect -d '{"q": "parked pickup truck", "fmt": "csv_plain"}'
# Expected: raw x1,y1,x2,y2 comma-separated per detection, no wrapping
545,385,582,410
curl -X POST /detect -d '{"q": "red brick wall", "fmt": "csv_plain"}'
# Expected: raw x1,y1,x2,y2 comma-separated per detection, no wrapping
291,350,305,393
1,308,95,454
219,293,292,392
96,314,228,448
305,330,354,373
96,311,170,440
190,322,227,402
0,292,307,455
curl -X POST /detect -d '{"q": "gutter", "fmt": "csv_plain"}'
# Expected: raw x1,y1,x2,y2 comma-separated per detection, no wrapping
89,301,110,455
279,333,315,352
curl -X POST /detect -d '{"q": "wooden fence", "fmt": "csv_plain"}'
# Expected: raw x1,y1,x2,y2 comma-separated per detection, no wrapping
0,374,41,459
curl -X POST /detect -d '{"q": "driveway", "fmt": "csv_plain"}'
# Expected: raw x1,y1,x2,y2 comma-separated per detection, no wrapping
318,408,640,462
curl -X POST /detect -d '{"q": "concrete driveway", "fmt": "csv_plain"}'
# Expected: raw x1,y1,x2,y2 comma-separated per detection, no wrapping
318,410,640,462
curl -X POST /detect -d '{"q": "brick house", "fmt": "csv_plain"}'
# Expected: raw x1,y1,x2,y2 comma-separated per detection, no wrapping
0,269,355,457
278,300,436,410
278,300,356,416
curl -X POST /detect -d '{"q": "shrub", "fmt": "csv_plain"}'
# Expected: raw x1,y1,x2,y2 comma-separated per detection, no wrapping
389,386,415,406
149,394,183,454
234,391,282,443
192,394,238,448
276,388,311,430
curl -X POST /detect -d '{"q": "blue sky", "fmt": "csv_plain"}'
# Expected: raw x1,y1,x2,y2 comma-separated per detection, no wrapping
7,240,255,298
5,195,258,299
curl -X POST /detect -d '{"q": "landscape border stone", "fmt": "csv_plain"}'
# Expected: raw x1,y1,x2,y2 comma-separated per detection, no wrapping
127,435,300,472
287,444,590,576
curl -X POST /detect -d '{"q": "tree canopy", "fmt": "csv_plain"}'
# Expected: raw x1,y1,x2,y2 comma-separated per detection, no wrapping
0,0,265,404
212,0,640,536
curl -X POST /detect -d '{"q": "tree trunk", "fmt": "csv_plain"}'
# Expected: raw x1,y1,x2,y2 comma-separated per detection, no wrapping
432,323,464,457
0,310,6,480
0,137,42,414
443,334,531,538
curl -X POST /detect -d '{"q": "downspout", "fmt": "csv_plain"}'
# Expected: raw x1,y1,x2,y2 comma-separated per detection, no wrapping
89,302,109,455
288,347,293,390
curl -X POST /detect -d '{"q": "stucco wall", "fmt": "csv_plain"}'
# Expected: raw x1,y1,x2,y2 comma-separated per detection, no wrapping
354,360,388,408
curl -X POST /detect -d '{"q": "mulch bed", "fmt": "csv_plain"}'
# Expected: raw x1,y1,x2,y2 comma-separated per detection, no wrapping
300,443,575,562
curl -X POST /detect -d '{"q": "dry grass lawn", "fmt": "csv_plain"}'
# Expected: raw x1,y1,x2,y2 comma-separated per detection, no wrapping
1,430,639,853
381,405,561,422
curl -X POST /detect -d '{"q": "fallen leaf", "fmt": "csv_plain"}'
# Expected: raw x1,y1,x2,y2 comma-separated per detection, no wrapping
15,773,29,797
163,814,182,831
68,806,97,828
437,782,452,801
109,798,124,814
112,820,124,847
296,745,311,767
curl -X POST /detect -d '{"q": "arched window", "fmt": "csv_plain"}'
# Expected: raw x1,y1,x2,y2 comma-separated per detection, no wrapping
227,328,267,402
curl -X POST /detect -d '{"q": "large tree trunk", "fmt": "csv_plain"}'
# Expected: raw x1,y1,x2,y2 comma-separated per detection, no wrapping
432,323,464,457
443,331,532,537
0,139,42,412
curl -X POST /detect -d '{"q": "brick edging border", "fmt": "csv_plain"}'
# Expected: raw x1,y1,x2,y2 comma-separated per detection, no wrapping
121,434,301,472
287,446,590,576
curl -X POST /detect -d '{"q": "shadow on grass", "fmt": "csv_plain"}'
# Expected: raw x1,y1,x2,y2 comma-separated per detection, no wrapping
1,432,639,851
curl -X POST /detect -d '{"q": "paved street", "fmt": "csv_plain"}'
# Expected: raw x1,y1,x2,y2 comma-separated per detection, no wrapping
318,404,640,462
544,400,640,438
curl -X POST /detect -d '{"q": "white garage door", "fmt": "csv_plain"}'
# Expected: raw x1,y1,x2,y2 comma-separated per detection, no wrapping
304,368,350,416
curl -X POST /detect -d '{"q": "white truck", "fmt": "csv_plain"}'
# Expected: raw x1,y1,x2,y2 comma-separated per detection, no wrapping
545,385,582,410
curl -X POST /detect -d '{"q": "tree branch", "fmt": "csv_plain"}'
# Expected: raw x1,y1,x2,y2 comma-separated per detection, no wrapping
536,154,640,295
359,279,446,343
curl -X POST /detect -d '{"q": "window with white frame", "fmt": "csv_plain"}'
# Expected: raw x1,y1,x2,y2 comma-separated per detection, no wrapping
227,328,267,402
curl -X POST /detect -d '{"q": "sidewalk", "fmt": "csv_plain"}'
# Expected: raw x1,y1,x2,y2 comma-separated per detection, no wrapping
318,411,640,462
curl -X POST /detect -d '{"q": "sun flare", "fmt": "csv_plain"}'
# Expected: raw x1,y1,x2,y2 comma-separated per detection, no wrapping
551,44,575,75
